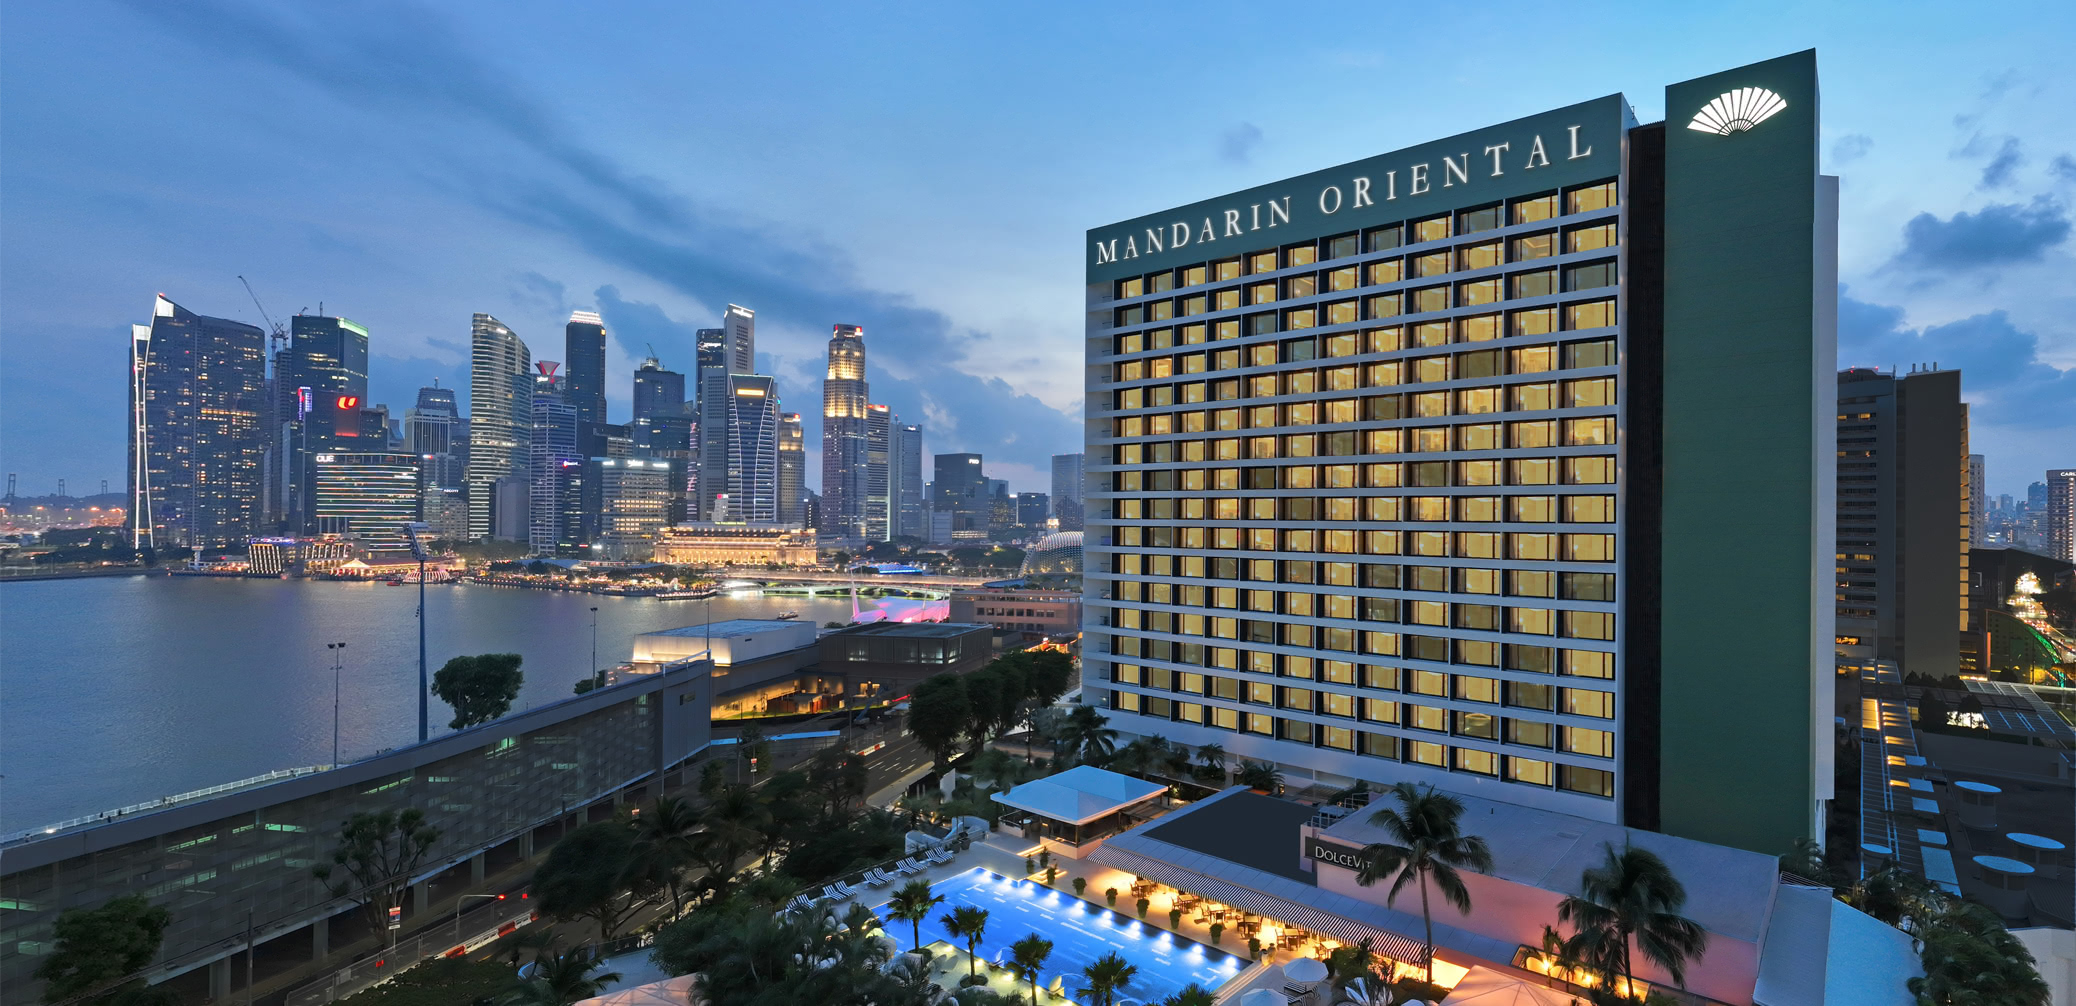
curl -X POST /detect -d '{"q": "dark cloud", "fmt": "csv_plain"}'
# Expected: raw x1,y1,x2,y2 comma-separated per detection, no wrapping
1889,197,2070,271
1219,123,1263,164
1829,133,1873,164
509,271,569,317
115,0,1082,474
2052,154,2076,183
1839,288,2076,429
1978,137,2023,189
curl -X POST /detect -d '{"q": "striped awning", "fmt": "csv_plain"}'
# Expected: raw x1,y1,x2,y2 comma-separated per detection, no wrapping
1092,843,1429,967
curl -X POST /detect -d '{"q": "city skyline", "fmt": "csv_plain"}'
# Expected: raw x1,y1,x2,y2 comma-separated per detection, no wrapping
4,3,2072,499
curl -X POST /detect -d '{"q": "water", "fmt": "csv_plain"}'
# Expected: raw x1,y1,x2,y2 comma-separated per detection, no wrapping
874,868,1240,1003
0,575,858,831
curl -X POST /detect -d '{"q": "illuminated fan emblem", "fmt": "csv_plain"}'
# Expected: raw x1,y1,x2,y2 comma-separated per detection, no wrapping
1687,87,1787,135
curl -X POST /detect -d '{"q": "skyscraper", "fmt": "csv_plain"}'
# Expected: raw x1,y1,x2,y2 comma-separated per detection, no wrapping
312,452,420,551
466,313,531,540
864,403,893,541
406,383,466,491
1050,452,1085,530
632,356,691,459
128,295,268,551
2050,469,2076,563
1084,52,1835,855
563,310,607,429
277,314,371,532
1966,454,1986,547
820,324,870,539
530,363,582,555
695,307,756,520
893,423,924,539
723,374,782,523
1834,367,1968,678
931,453,987,538
778,412,806,526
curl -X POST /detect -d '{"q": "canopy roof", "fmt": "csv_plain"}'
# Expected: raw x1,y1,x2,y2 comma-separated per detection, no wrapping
990,765,1165,825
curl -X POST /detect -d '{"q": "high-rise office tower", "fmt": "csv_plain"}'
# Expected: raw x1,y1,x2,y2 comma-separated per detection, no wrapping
987,479,1013,531
2050,469,2076,563
724,374,782,523
931,453,987,538
893,423,924,539
695,307,757,520
466,313,531,540
1085,53,1835,855
312,452,421,551
407,382,466,490
589,457,684,558
632,356,691,459
778,412,806,526
529,364,582,555
1050,453,1085,520
1966,454,1986,547
563,310,607,429
1834,367,1968,678
865,404,893,541
128,295,268,551
820,324,871,539
1016,492,1051,527
276,314,371,532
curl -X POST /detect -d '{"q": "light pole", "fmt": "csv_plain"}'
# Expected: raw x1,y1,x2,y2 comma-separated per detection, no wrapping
590,606,599,688
455,893,505,947
327,642,347,767
406,522,432,744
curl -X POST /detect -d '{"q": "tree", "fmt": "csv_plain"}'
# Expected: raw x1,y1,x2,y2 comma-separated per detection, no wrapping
1075,951,1138,1006
1843,860,1943,930
1159,985,1217,1006
908,673,971,768
1022,650,1074,708
1061,706,1116,765
532,821,661,942
1236,761,1282,795
887,879,946,952
962,667,1006,748
1909,901,2051,1005
498,943,622,1005
431,653,524,729
1553,842,1708,995
942,905,990,980
1353,782,1493,983
696,784,766,899
1008,934,1054,1006
632,796,703,918
1777,837,1831,885
1195,743,1226,777
312,809,441,940
735,725,768,778
34,895,171,1003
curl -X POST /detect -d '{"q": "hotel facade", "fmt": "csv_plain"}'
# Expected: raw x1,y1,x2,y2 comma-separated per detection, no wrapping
1083,52,1836,856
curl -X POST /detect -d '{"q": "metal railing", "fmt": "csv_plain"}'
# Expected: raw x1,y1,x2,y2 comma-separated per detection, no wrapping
282,904,540,1006
3,765,332,846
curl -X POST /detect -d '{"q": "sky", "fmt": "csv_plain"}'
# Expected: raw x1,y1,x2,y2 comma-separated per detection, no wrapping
2,1,2071,499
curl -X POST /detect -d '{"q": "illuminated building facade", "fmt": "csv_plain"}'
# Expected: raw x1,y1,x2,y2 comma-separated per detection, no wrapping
466,313,531,540
128,295,268,551
653,523,819,566
312,452,421,552
1084,52,1835,855
820,324,870,539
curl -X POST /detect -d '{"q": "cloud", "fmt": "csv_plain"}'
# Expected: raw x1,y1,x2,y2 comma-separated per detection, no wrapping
1888,196,2070,271
116,0,1081,477
2052,154,2076,182
1977,137,2023,189
509,271,569,316
1829,133,1873,164
1839,288,2076,430
1219,123,1263,164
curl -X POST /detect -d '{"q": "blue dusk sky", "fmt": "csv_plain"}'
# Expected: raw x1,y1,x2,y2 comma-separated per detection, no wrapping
2,1,2071,497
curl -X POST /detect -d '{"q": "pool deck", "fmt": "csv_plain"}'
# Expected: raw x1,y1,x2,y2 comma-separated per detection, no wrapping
817,833,1280,1002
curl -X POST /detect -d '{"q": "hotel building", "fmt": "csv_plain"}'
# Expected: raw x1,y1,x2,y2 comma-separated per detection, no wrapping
1083,52,1836,856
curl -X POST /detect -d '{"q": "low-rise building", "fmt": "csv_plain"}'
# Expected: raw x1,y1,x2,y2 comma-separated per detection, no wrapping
949,588,1082,639
817,621,992,698
653,523,818,566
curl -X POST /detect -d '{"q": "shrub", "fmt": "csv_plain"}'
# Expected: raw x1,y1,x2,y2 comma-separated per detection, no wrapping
1168,908,1183,929
1025,857,1035,874
1106,888,1118,907
1247,936,1261,959
1209,922,1224,945
1073,877,1087,897
1136,897,1150,919
1044,865,1058,886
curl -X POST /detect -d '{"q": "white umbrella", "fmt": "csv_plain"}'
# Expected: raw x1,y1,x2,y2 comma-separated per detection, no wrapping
1283,957,1328,984
1239,988,1285,1006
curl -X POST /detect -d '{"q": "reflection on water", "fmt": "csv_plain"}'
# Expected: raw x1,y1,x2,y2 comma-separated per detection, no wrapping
0,576,855,830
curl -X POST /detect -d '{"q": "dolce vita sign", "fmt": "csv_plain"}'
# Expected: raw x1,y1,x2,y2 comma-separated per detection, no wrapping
1087,95,1628,283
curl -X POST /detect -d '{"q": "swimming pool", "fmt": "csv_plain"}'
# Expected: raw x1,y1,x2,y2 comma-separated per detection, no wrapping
873,868,1244,1004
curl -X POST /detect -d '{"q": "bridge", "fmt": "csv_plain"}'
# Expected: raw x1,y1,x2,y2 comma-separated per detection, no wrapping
716,570,1001,592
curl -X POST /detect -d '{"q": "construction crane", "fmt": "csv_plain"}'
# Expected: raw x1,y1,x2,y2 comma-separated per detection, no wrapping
238,275,289,354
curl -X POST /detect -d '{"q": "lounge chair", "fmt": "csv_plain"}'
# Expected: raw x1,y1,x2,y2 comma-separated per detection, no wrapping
862,868,892,887
835,879,861,898
820,884,844,901
898,857,924,873
928,847,953,864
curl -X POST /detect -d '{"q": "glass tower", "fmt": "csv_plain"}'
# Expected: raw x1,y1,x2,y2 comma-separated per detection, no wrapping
128,295,268,551
820,324,870,538
466,313,531,540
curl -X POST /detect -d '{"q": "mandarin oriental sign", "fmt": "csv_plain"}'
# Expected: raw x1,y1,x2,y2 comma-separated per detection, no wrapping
1086,96,1628,284
1304,836,1367,871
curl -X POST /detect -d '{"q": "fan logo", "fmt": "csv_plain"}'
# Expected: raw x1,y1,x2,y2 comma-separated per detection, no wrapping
1688,87,1787,135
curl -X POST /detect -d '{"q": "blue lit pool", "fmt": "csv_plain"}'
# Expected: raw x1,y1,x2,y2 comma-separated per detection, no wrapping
873,868,1244,1003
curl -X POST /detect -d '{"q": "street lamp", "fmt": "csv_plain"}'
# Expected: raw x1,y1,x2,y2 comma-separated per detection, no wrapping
455,892,506,946
326,642,347,767
590,606,600,689
405,522,432,744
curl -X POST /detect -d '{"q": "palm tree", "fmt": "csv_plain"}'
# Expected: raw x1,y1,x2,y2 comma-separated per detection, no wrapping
699,783,766,898
1074,951,1138,1006
1909,901,2051,1005
501,944,622,1005
941,905,990,980
632,795,702,918
490,925,558,969
1352,782,1493,982
1159,984,1217,1006
1236,761,1282,795
1554,842,1708,995
1062,706,1117,765
888,878,946,952
882,954,948,1005
1195,742,1226,779
1843,859,1944,931
1007,933,1054,1006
